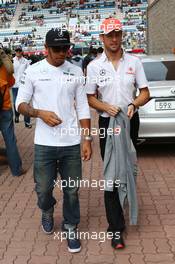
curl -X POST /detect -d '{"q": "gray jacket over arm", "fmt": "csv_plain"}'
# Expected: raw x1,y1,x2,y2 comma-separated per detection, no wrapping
103,110,138,225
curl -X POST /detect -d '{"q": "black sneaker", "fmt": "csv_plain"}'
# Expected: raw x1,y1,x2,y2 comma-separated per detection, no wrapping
25,122,32,129
111,232,125,250
41,209,54,234
13,168,27,177
62,224,81,253
15,117,19,123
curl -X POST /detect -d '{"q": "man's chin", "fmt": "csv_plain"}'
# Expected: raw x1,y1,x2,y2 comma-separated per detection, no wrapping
111,49,119,53
110,47,120,52
54,60,65,66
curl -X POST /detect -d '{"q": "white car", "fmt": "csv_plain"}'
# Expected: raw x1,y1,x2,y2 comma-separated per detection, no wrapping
138,54,175,138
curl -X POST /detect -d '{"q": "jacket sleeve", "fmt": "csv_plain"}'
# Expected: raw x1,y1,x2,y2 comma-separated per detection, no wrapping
7,74,15,88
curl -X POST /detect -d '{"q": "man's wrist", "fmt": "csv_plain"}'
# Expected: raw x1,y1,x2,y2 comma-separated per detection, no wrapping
35,109,41,118
83,135,93,142
103,102,109,112
27,106,40,118
128,103,136,111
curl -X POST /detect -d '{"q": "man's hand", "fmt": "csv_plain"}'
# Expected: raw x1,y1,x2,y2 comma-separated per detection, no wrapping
81,141,92,161
38,110,62,127
127,104,135,119
104,103,121,117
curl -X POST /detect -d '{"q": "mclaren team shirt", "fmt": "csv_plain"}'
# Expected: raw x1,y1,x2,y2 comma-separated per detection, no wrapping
85,51,148,117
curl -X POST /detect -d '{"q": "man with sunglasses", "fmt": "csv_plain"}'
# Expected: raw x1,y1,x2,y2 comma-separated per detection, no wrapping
16,28,92,253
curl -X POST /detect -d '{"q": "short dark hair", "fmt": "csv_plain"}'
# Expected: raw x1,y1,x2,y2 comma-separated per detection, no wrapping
89,47,97,55
97,47,103,54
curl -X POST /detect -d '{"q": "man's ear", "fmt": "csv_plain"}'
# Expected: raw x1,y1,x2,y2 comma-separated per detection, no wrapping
99,34,104,42
44,44,48,51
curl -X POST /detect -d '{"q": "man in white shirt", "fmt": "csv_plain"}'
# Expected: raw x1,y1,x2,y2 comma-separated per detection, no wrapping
85,18,150,249
16,28,92,253
13,46,32,128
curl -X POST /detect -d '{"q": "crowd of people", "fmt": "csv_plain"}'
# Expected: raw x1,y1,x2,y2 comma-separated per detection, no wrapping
79,0,115,9
18,9,44,25
0,0,148,54
0,1,16,28
18,0,78,24
116,0,146,10
123,9,146,26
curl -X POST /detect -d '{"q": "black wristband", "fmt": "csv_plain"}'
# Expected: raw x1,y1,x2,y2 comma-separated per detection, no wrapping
128,103,136,111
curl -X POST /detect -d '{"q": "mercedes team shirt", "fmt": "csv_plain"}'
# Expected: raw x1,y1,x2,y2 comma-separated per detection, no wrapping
16,59,90,146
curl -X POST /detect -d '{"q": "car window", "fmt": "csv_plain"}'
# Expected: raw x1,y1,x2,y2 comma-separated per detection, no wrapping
143,61,175,81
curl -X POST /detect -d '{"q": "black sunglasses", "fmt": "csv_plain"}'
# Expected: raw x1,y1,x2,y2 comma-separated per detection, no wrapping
50,46,70,53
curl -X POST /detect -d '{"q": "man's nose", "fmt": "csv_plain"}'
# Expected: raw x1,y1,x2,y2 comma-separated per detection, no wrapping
111,35,118,41
56,51,66,57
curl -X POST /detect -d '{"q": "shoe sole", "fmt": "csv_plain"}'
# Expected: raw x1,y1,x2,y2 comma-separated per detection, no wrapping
114,244,125,249
68,246,81,253
42,225,54,235
112,242,125,250
62,226,81,253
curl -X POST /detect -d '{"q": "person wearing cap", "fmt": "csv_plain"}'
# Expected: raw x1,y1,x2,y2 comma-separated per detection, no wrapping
12,46,32,128
16,28,92,253
85,18,150,249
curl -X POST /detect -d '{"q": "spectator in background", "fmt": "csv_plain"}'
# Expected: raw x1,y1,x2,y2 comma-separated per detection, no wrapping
71,49,83,69
96,47,104,58
0,46,25,176
82,46,97,75
12,46,32,128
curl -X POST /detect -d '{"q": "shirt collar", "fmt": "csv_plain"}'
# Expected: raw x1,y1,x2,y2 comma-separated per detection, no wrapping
120,49,125,61
45,58,66,70
100,51,108,62
100,49,125,62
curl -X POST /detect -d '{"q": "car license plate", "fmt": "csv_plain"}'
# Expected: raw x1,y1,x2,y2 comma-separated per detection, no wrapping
155,100,175,110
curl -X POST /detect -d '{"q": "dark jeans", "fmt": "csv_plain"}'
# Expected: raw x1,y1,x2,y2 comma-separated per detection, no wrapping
34,144,82,227
12,87,30,124
99,112,139,233
0,109,22,175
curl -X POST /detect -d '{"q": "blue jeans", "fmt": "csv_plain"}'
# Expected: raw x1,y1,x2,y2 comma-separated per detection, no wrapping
0,109,22,176
34,144,82,227
12,87,30,124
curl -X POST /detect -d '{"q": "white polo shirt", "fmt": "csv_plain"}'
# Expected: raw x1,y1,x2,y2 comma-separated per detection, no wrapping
16,59,90,147
13,56,30,88
85,51,148,117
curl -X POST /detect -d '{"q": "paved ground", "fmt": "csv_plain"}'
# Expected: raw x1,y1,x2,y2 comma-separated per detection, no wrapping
0,112,175,264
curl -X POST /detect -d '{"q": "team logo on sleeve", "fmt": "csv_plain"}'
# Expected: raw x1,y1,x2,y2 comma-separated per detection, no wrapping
126,67,135,75
99,69,106,76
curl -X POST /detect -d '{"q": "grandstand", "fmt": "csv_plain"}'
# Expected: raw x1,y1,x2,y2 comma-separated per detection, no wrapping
0,0,148,54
